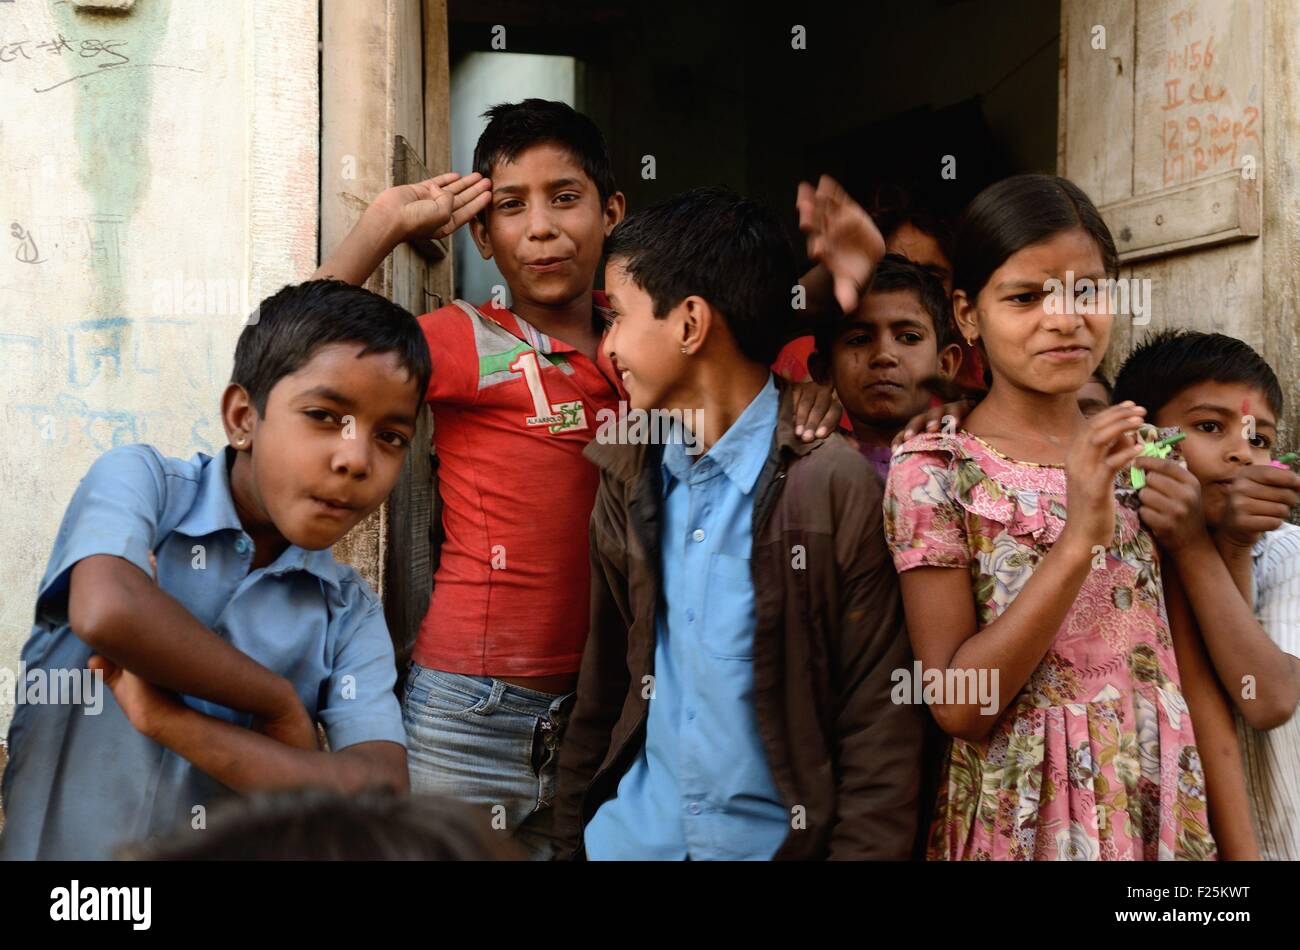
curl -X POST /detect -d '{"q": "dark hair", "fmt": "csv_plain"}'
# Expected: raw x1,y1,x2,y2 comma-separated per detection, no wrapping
473,99,617,202
869,183,954,261
952,174,1119,302
814,253,952,358
119,787,522,861
232,279,431,415
605,186,795,365
1112,329,1283,419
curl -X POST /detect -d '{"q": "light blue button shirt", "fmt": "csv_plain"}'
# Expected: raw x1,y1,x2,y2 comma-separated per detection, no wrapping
585,374,789,860
0,444,406,860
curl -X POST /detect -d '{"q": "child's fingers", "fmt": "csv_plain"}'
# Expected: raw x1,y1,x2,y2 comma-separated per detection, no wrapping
808,386,838,438
1133,456,1197,489
1232,479,1300,509
792,383,809,437
817,174,845,204
447,179,491,208
441,172,485,194
1137,503,1175,537
1101,440,1144,473
1239,464,1300,492
427,172,462,187
87,654,119,681
433,188,492,238
1135,468,1192,508
1088,406,1146,450
1241,502,1293,525
1233,512,1287,534
833,276,861,316
449,181,492,213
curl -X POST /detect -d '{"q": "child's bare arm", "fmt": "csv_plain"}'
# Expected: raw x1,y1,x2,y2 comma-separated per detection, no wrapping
899,404,1145,742
900,548,1093,743
92,656,406,794
314,172,491,285
1138,457,1300,729
1163,569,1260,859
70,555,314,748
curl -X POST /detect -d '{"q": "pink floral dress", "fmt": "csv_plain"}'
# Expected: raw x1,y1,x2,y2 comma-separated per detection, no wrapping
884,431,1217,861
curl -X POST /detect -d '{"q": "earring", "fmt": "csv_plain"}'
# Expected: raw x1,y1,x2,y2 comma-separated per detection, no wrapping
680,346,689,354
235,436,246,447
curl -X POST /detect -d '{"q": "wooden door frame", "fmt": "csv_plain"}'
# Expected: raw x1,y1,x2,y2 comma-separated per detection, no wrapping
320,0,453,665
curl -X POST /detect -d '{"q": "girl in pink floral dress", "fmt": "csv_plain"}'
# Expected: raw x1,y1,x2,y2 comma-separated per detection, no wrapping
884,175,1223,860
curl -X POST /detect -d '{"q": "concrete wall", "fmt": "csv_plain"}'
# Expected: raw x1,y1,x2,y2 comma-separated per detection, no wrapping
0,0,319,733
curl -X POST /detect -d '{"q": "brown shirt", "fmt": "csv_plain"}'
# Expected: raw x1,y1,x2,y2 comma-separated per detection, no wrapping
553,381,924,859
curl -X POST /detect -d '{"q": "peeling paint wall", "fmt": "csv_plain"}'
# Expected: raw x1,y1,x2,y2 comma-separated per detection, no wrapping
0,0,319,733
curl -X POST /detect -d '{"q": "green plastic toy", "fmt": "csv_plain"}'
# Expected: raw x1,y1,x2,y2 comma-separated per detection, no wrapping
1130,431,1186,490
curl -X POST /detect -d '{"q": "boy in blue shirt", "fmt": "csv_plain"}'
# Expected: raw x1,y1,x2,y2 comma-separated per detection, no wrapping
1,278,434,860
553,188,922,860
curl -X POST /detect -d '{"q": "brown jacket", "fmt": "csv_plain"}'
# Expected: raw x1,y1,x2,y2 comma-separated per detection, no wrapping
553,382,924,859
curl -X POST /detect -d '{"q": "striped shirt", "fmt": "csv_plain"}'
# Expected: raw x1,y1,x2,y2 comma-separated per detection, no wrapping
1239,521,1300,860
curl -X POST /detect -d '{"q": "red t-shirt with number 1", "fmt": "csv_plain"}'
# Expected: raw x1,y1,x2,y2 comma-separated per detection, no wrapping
411,295,625,678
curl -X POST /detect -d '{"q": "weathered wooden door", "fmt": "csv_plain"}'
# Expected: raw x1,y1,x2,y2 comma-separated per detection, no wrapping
1058,0,1299,442
321,0,453,666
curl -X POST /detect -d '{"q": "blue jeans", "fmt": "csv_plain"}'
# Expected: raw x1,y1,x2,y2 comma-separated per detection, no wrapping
401,664,574,860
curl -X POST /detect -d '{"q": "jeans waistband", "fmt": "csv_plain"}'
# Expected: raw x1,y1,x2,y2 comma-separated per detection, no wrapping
413,665,573,717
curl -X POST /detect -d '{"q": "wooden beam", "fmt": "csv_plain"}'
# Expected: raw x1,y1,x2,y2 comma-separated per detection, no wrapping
1101,169,1260,264
392,134,449,263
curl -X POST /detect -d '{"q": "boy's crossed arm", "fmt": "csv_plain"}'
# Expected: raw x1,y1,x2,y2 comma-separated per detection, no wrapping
70,554,407,794
90,654,406,795
70,554,314,747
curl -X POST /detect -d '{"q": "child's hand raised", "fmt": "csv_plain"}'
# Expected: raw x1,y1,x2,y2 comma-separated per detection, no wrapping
1061,402,1146,552
1133,456,1210,552
1216,464,1300,549
796,175,885,315
376,171,492,243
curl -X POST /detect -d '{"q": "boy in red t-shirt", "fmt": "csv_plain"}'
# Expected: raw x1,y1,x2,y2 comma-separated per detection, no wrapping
316,100,863,858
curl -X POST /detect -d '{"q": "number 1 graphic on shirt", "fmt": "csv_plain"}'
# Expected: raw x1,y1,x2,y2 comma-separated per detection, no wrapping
510,350,587,433
510,351,552,418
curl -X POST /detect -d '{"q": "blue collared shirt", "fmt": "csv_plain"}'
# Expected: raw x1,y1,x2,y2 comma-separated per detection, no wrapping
584,374,789,860
0,445,406,860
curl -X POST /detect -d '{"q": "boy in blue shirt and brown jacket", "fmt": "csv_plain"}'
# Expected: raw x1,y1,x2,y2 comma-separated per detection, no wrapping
552,187,924,860
1,278,447,860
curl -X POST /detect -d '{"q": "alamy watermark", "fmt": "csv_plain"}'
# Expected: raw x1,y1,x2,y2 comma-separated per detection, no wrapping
0,663,104,715
1043,271,1151,325
890,660,999,716
595,402,706,455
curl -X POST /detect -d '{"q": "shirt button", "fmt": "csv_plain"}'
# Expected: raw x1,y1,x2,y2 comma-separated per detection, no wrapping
685,607,695,623
686,707,696,720
688,802,702,815
234,537,251,555
691,528,705,543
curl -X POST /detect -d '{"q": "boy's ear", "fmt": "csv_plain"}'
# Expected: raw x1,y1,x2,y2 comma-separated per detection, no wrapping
469,216,494,260
604,191,627,235
937,341,963,381
680,295,712,354
221,383,259,449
